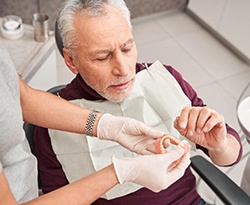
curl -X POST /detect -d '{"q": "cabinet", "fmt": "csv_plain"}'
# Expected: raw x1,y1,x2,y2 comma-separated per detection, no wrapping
187,0,250,63
27,49,57,90
0,21,57,90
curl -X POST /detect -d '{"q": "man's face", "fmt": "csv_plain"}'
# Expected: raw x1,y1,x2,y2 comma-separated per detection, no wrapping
65,5,137,102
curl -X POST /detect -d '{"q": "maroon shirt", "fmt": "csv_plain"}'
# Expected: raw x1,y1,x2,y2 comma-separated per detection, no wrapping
34,63,242,205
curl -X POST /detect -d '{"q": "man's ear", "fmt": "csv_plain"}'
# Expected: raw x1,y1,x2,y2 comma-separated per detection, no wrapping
63,48,79,74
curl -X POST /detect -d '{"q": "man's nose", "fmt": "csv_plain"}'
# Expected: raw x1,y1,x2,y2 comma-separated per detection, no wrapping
112,52,129,76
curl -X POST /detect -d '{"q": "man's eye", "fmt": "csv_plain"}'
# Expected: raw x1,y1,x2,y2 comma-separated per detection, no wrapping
96,53,111,61
97,57,108,61
123,48,132,53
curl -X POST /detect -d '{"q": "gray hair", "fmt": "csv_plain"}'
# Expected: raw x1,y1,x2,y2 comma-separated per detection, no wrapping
58,0,131,58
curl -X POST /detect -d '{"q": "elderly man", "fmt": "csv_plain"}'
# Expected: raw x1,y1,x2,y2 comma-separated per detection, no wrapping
34,0,242,204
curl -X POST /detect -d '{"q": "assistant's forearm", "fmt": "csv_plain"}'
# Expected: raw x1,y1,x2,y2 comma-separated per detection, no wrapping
0,172,17,205
19,76,101,135
22,165,118,205
209,134,241,166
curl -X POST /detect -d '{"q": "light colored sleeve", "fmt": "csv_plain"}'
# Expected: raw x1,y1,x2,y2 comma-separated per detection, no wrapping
0,161,2,173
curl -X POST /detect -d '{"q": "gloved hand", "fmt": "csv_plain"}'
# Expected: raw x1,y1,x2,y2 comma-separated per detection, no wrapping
97,113,164,154
112,147,190,192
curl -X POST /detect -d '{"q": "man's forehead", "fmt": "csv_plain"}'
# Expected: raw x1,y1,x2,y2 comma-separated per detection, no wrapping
89,38,134,55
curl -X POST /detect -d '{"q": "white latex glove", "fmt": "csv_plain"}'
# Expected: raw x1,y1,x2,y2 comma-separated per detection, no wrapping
97,113,164,154
112,147,190,193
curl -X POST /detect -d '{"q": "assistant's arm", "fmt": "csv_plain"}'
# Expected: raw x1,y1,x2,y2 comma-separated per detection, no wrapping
19,75,101,136
20,75,164,154
0,171,17,205
0,148,190,205
22,165,117,205
0,164,117,205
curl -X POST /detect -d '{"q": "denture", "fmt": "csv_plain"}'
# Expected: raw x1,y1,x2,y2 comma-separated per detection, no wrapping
155,134,191,167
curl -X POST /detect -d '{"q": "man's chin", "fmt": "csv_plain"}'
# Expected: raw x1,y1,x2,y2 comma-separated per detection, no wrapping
101,80,134,102
105,94,130,103
102,89,132,103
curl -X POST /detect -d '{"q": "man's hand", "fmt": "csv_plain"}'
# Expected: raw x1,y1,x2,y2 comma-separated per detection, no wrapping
174,107,227,151
97,114,164,154
174,106,241,166
112,147,190,192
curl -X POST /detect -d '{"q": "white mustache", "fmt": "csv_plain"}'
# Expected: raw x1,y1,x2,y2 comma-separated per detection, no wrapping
110,75,134,86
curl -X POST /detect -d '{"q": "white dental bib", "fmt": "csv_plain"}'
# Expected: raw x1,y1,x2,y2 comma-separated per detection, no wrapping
49,61,194,199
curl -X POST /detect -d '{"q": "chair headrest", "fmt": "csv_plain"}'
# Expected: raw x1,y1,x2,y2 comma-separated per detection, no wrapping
55,19,64,57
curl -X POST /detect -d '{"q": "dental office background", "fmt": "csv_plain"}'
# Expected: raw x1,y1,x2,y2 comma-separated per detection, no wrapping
1,0,250,204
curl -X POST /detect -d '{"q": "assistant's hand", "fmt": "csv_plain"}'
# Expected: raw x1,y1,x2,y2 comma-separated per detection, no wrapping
112,147,190,192
174,107,227,150
97,114,164,154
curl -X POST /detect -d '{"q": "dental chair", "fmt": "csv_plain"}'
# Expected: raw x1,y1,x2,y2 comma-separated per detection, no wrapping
23,19,250,205
237,81,250,198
